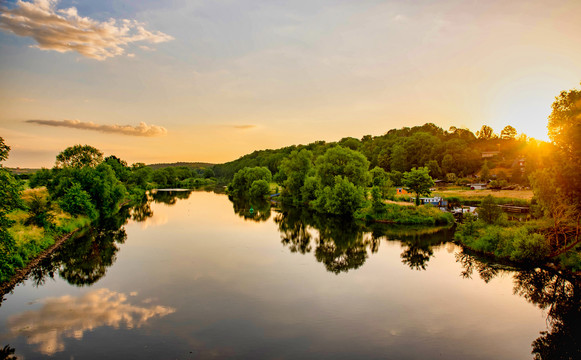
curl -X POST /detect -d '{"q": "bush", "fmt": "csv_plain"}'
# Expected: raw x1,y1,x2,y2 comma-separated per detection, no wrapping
59,182,97,220
478,195,502,224
314,176,365,216
249,179,270,199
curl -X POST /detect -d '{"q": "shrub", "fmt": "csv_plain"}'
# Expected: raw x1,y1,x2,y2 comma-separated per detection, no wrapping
59,182,97,220
249,179,270,199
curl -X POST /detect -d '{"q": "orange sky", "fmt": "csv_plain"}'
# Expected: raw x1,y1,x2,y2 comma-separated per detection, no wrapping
1,0,580,168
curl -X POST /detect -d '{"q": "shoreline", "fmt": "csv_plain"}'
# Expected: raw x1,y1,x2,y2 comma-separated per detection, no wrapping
0,229,80,298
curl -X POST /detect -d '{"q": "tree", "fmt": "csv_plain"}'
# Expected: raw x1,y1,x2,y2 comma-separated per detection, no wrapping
279,149,313,203
477,195,502,224
500,125,517,140
403,167,434,206
370,166,394,198
315,146,370,188
249,179,270,199
55,145,103,168
480,161,490,182
314,176,366,216
476,125,496,140
548,82,581,165
59,182,98,219
229,167,272,198
425,159,442,179
390,144,406,172
0,136,10,162
0,137,23,281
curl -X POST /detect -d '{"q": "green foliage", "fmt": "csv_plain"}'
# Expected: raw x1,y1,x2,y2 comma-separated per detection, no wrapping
425,159,442,179
313,176,366,216
0,136,9,162
25,192,55,228
0,138,23,282
104,155,130,182
370,166,395,198
280,149,313,203
403,167,434,206
455,221,550,263
478,195,502,224
357,203,454,225
480,160,490,182
315,146,370,188
229,166,272,198
301,176,320,203
55,144,103,169
249,179,270,199
548,83,581,166
371,186,387,214
59,182,98,219
29,167,52,188
203,167,215,179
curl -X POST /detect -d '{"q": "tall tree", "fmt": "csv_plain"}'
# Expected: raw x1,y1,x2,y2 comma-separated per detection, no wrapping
403,167,435,206
477,125,496,140
55,145,103,169
315,146,370,188
548,82,581,166
500,125,517,140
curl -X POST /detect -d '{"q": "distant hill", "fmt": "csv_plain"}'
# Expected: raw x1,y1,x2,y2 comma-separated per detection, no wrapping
7,168,39,175
147,162,214,170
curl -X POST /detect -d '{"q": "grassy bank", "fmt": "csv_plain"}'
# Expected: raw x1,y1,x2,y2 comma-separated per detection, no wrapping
454,217,581,272
356,203,455,225
1,189,92,283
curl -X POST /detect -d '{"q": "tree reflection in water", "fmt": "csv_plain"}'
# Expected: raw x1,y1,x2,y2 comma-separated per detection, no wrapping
231,197,272,222
151,189,191,205
28,191,196,288
271,204,452,274
456,251,581,359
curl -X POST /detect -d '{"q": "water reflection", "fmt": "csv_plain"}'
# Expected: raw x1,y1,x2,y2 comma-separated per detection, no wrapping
29,217,128,287
457,252,581,359
272,205,453,274
6,289,175,356
231,197,272,222
27,191,194,289
151,189,191,205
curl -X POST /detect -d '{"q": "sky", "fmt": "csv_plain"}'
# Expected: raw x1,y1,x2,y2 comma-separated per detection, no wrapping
1,0,580,168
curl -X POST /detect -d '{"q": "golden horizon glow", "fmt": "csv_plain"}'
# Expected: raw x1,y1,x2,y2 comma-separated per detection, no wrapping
1,0,579,167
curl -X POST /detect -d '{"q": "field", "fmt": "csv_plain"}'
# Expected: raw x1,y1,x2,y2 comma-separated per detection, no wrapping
433,189,534,201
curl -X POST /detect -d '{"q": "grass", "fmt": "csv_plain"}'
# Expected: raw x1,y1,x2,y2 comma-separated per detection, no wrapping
1,189,92,284
434,189,534,201
357,203,455,225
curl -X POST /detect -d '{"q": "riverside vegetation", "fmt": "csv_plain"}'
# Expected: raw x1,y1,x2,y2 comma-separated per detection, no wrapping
0,141,217,284
2,82,580,284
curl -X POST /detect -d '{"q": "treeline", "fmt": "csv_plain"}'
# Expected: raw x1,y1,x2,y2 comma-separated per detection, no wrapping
227,143,453,225
0,142,217,283
214,122,539,186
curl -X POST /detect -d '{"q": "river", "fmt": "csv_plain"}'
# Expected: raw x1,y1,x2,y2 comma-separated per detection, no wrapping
0,190,578,359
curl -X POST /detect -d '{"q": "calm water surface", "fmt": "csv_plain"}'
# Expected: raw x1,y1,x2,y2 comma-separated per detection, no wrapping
0,191,578,359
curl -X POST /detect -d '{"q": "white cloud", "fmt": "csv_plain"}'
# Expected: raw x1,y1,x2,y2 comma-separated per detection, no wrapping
7,289,175,355
0,0,173,60
26,119,168,137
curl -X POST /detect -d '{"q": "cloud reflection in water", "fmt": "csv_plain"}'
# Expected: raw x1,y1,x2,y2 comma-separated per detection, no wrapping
7,288,175,355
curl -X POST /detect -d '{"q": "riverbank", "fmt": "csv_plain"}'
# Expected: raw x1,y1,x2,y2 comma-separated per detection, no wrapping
356,202,455,225
454,218,581,275
0,229,82,297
